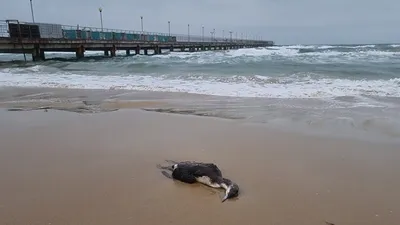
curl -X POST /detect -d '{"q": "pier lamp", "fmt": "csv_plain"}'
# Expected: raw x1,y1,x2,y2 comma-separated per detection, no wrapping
187,24,190,42
202,26,204,42
168,21,171,36
30,0,35,23
141,16,144,33
213,28,215,40
98,7,103,31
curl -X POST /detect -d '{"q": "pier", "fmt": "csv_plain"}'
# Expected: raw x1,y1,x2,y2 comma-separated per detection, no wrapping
0,20,274,61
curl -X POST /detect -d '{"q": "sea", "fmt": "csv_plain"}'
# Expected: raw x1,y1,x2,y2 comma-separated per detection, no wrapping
1,44,400,144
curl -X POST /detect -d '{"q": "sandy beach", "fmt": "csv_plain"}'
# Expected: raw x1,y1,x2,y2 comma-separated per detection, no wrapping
0,105,399,225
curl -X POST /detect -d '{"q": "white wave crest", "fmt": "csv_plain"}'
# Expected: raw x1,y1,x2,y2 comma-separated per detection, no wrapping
222,46,400,60
1,69,399,99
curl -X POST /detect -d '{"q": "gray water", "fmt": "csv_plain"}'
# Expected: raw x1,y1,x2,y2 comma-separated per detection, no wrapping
1,44,400,143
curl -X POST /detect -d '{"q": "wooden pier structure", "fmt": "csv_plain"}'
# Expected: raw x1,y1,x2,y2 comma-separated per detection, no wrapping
0,20,274,61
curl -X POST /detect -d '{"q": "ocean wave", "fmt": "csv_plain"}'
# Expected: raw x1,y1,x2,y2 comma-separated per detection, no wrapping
225,46,400,59
1,44,399,65
1,69,399,99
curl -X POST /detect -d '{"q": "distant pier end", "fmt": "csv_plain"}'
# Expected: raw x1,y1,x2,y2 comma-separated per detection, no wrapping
0,20,274,61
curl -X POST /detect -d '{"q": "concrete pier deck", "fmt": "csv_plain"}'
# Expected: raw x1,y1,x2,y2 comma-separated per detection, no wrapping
0,20,274,61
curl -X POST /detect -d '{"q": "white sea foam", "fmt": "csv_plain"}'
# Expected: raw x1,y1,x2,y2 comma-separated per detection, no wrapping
1,45,398,63
222,46,399,60
316,45,335,49
1,68,399,99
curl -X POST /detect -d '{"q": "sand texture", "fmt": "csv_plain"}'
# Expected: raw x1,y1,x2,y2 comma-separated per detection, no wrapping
0,109,399,225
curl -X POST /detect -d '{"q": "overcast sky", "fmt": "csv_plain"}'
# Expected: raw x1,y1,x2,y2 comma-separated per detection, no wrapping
1,0,399,45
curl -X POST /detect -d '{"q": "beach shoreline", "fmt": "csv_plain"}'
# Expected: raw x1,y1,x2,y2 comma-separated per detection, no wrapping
0,107,399,225
1,86,400,145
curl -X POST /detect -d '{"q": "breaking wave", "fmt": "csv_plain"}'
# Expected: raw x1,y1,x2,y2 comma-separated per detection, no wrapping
1,43,399,100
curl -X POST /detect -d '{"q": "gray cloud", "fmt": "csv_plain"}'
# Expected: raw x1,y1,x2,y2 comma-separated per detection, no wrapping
1,0,399,45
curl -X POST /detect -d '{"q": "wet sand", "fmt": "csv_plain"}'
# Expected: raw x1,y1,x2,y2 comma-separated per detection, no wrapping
0,108,399,225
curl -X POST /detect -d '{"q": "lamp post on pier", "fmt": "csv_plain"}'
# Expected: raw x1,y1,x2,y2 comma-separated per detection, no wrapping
229,31,232,42
168,21,171,36
187,24,190,42
213,28,215,40
30,0,35,23
202,25,204,42
140,16,144,34
98,7,103,32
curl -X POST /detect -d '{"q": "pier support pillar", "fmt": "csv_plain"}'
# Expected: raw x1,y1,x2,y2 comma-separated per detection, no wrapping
181,47,185,52
144,49,148,55
104,50,109,56
154,46,161,54
39,50,45,60
135,45,140,55
32,46,45,61
110,45,116,57
75,45,85,59
76,51,84,59
126,50,131,56
170,46,174,52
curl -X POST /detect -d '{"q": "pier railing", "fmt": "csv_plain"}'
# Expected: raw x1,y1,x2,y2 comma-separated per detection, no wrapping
0,21,8,38
0,20,273,45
